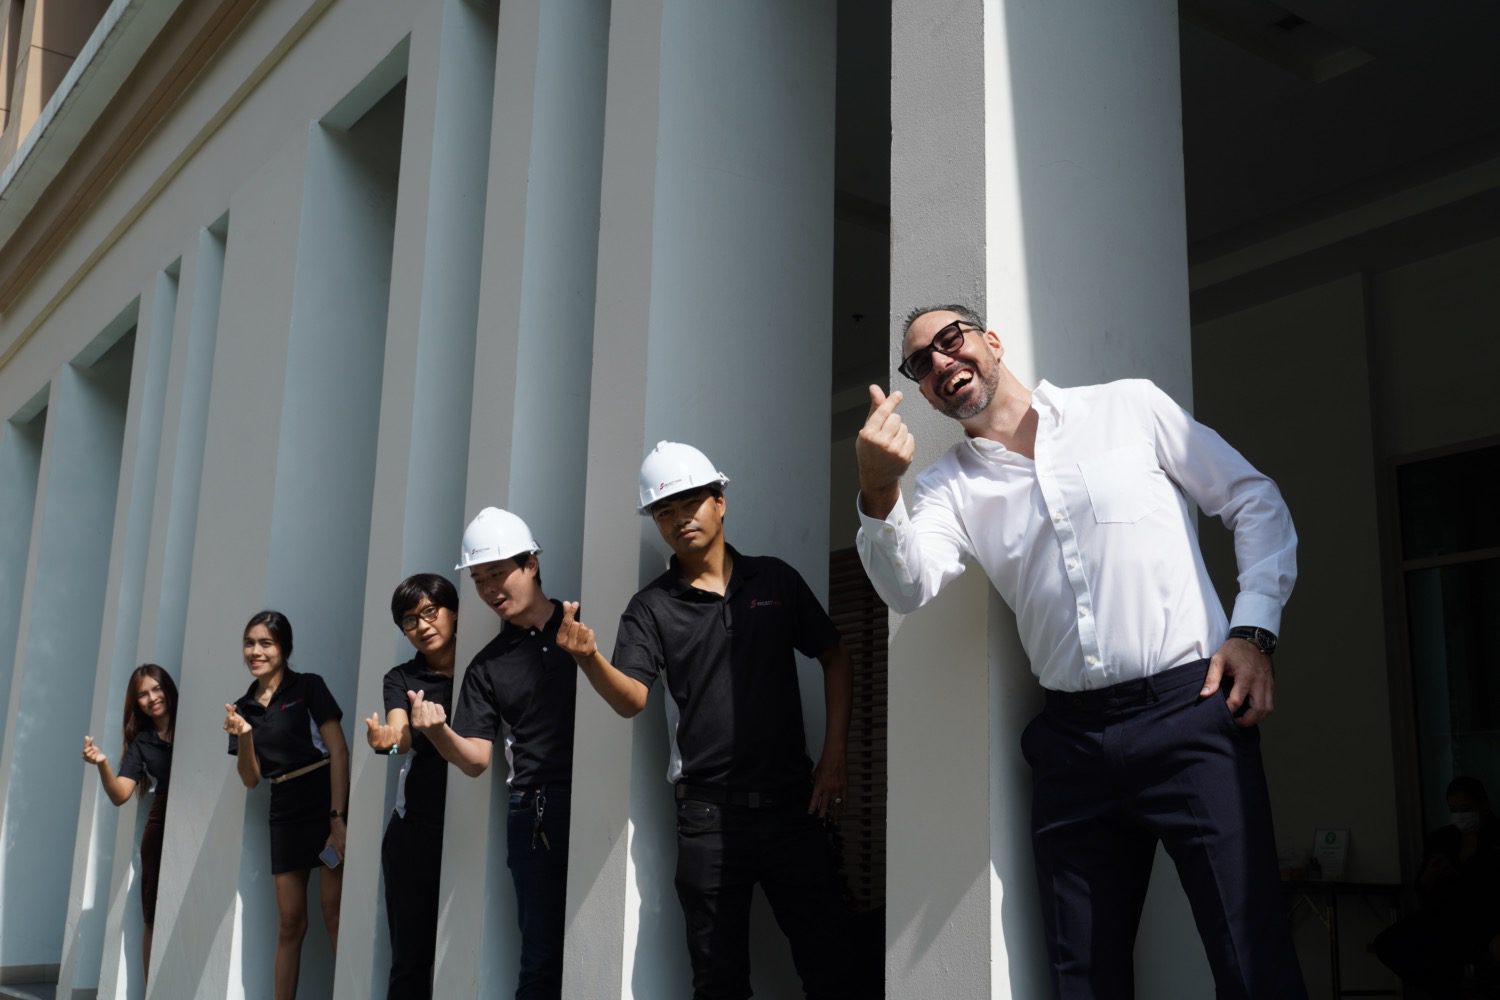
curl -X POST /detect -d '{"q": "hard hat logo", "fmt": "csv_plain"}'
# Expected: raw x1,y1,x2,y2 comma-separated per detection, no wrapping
638,442,730,513
455,507,542,571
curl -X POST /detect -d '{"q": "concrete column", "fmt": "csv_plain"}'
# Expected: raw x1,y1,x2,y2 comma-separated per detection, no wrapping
429,1,609,996
0,408,45,755
334,1,497,996
145,130,310,1000
0,318,134,979
887,1,1205,996
57,267,179,996
90,226,224,1000
564,2,836,998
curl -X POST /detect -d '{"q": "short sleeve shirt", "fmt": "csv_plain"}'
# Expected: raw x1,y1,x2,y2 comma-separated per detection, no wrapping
118,729,173,795
381,656,452,823
612,548,841,789
452,600,576,788
228,670,343,779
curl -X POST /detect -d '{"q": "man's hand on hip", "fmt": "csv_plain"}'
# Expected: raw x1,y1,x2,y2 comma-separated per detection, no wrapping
856,385,914,519
1202,639,1275,727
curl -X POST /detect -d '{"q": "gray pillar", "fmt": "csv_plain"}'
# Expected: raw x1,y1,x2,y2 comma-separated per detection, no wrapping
0,322,134,977
429,0,609,996
888,0,1202,996
58,267,179,996
335,0,497,994
565,2,836,997
0,407,45,756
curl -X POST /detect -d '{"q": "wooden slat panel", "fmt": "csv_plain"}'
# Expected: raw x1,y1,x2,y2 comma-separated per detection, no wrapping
828,547,887,914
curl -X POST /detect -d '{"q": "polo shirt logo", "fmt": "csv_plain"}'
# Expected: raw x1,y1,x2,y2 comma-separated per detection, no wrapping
280,699,303,711
749,599,782,609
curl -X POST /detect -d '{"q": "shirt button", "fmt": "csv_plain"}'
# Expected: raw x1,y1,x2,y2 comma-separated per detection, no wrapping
1078,607,1089,618
542,646,549,652
1085,655,1100,667
1067,559,1078,571
530,630,537,636
1052,511,1064,523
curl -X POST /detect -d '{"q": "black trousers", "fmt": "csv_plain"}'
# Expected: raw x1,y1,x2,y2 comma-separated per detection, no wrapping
382,812,443,1000
674,794,853,1000
506,785,570,1000
1021,659,1307,1000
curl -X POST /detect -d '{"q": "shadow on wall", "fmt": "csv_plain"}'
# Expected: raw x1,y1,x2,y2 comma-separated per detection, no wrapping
629,682,691,998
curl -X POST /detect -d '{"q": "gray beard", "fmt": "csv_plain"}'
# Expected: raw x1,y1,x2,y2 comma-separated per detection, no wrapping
940,365,1000,420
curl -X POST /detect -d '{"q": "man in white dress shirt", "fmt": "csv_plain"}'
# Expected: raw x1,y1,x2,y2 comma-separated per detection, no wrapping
855,304,1307,999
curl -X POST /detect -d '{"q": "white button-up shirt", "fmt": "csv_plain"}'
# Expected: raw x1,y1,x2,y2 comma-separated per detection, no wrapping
856,379,1297,692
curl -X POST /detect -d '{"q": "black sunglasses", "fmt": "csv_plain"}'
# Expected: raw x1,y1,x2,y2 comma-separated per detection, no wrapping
898,320,976,382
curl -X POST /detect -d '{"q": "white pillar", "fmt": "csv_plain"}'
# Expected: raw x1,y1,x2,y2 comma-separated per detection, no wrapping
0,318,135,979
430,1,609,996
336,0,497,995
0,408,45,755
888,1,1205,996
565,2,837,997
57,267,180,996
146,129,311,1000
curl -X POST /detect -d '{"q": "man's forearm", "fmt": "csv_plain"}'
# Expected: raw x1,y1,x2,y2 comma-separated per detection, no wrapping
422,724,490,777
820,645,853,757
576,650,649,718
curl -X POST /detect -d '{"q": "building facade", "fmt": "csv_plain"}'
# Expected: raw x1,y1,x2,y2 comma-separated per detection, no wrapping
1,0,1497,997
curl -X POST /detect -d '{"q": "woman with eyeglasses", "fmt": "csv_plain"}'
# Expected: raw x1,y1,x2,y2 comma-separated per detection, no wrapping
81,663,178,983
224,609,348,1000
364,574,458,999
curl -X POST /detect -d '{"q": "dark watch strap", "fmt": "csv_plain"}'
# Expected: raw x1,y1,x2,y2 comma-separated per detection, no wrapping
1227,625,1277,655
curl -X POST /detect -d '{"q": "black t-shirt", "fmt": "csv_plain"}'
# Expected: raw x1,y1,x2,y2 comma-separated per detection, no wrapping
228,670,343,779
613,548,840,789
452,600,576,788
119,729,173,795
381,655,452,824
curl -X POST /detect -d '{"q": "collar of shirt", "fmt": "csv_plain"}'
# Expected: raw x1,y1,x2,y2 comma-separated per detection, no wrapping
497,599,564,646
237,668,305,713
662,544,759,601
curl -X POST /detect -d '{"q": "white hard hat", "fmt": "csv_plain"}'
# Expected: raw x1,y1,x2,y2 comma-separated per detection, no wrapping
455,507,541,571
638,441,730,513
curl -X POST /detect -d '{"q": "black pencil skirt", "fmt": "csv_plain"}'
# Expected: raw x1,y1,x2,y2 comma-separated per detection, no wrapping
268,765,332,875
140,793,167,923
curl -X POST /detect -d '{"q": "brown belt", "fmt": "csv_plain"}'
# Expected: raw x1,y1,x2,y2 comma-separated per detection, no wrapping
269,757,329,784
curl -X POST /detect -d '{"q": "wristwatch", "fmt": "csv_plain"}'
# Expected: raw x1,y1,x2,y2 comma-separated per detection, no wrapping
1227,625,1277,656
329,808,345,822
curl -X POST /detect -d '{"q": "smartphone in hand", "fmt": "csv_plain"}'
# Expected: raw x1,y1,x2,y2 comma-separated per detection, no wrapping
319,845,342,869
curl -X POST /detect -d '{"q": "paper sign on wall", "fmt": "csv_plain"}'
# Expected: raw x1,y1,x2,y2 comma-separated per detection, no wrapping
1313,828,1349,880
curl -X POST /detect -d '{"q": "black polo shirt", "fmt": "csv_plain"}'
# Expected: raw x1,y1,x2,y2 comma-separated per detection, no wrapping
381,654,452,824
452,600,576,788
119,729,173,795
613,548,840,790
227,670,343,779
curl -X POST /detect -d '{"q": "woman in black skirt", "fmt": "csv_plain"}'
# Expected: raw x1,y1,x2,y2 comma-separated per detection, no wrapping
225,610,348,1000
81,663,177,983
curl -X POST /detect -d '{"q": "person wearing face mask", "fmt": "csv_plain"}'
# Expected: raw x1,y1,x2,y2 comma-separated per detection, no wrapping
1375,776,1500,997
365,574,459,999
557,442,856,1000
407,508,576,1000
855,304,1304,998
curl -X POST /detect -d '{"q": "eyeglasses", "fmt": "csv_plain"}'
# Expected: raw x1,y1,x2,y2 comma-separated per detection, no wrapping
898,320,976,382
399,604,443,633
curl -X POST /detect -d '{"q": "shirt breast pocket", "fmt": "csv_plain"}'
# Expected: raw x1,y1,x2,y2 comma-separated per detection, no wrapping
1077,443,1161,524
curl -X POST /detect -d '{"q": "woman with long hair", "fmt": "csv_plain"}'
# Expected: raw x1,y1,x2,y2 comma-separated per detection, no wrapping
81,663,177,982
224,610,348,1000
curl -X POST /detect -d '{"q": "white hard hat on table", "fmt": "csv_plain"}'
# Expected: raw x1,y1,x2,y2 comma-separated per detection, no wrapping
455,507,541,571
637,441,730,513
